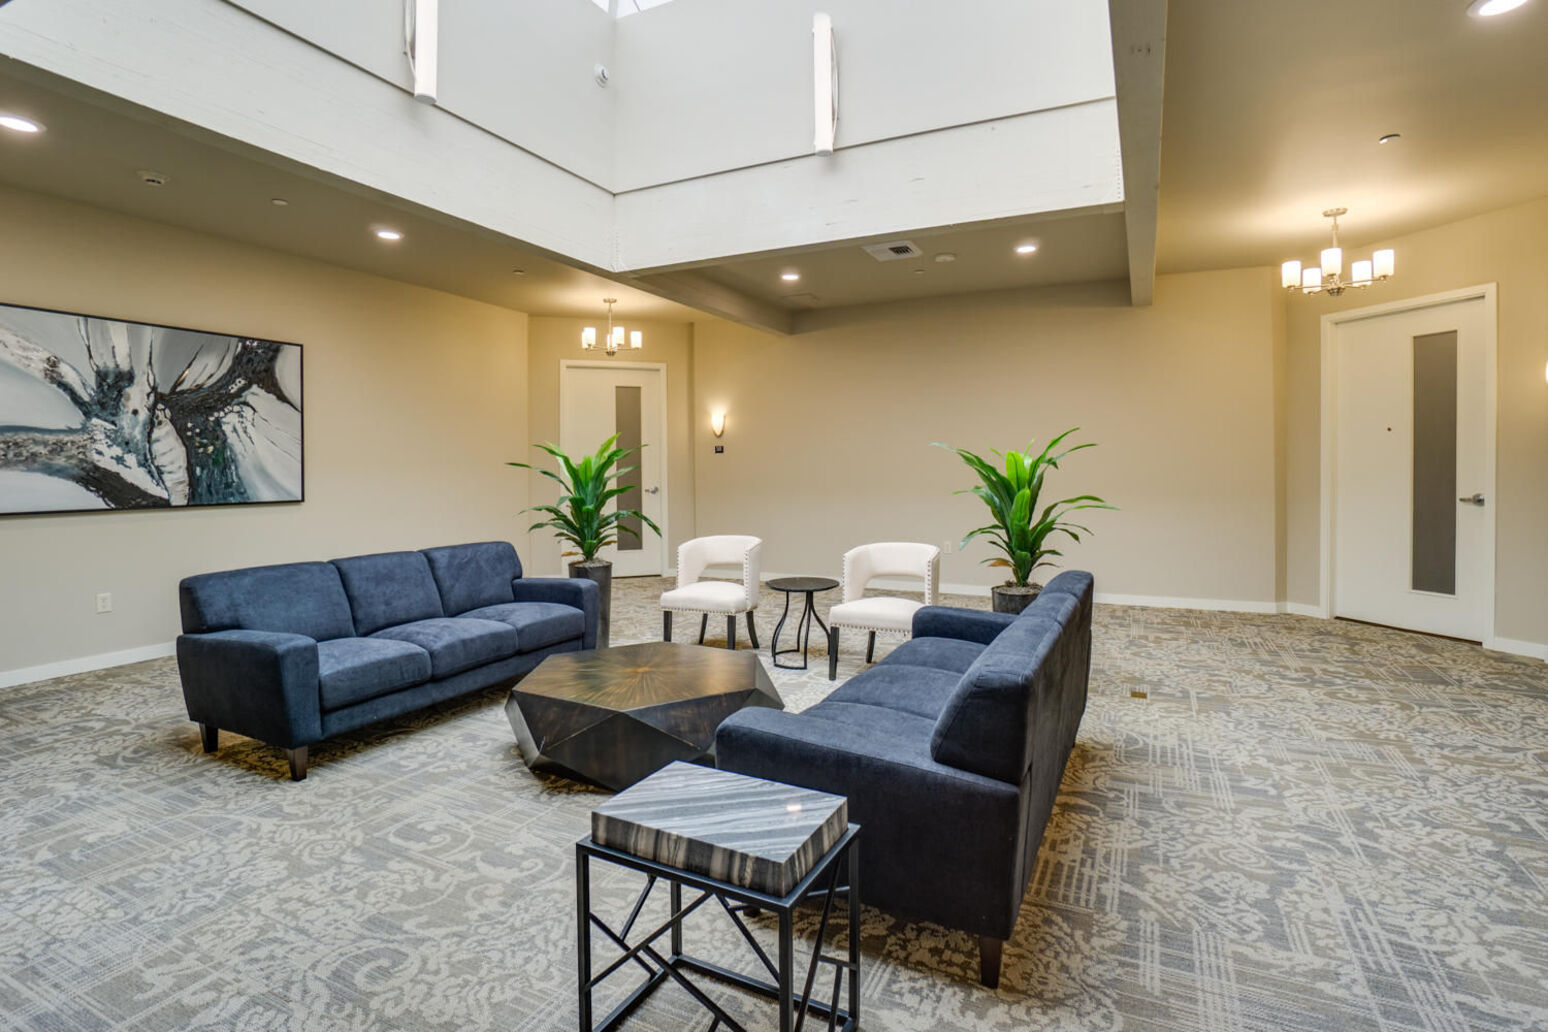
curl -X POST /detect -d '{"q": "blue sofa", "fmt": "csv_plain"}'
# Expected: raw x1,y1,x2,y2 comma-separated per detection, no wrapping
176,541,598,780
715,570,1092,989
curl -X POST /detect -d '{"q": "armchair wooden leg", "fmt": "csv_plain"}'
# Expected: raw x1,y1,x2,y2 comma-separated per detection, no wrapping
979,935,1003,989
726,614,736,649
745,612,759,649
663,611,672,642
828,628,840,680
199,723,218,753
866,631,877,664
698,614,708,644
285,746,309,782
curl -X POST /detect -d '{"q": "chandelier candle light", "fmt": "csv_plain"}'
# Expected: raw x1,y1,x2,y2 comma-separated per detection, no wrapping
581,298,642,357
1282,208,1395,296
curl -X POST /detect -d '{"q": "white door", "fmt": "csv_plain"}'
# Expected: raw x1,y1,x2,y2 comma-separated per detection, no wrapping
1332,297,1492,640
559,362,666,577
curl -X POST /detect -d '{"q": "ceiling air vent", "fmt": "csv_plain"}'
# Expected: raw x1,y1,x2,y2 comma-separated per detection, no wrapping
861,240,922,262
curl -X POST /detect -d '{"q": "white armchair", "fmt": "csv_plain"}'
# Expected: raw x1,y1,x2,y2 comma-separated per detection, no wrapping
660,535,762,649
827,542,941,679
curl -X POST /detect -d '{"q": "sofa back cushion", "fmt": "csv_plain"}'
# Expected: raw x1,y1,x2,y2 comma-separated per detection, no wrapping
422,541,521,616
332,551,445,636
929,590,1083,783
180,562,355,641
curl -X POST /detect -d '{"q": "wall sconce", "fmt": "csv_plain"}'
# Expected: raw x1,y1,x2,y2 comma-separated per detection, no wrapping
710,410,727,438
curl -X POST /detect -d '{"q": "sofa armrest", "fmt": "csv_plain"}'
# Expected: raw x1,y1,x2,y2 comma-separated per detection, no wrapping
176,630,322,748
911,605,1017,645
511,576,600,649
716,706,1022,937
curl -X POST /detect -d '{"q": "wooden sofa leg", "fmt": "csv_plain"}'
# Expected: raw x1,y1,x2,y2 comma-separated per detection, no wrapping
727,614,736,649
866,631,877,664
285,746,309,782
979,935,1003,989
698,614,708,644
828,629,840,681
746,612,760,649
199,723,219,753
663,610,673,642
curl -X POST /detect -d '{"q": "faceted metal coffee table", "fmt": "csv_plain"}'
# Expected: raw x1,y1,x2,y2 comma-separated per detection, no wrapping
505,642,783,791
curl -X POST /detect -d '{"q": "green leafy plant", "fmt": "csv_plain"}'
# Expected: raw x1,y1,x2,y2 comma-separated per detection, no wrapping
934,429,1113,588
508,434,660,563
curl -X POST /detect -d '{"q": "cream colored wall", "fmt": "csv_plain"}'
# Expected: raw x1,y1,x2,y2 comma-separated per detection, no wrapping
524,317,696,577
1284,195,1548,648
691,269,1282,603
0,187,530,680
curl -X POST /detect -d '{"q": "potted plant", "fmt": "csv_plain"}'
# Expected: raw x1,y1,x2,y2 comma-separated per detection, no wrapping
508,434,659,646
935,429,1113,615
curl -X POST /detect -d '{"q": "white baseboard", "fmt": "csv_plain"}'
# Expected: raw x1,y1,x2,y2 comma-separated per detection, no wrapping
1483,636,1548,662
1094,592,1281,614
0,641,177,690
1278,602,1325,618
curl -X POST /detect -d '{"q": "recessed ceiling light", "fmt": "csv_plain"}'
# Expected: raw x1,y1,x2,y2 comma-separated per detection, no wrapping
934,253,957,264
1467,0,1529,16
375,228,403,241
136,169,169,187
511,268,526,275
1015,242,1039,255
270,197,290,206
1378,133,1402,144
781,271,801,282
913,269,926,276
0,114,43,134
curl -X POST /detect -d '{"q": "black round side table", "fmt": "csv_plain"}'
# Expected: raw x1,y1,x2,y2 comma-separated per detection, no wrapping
767,576,840,671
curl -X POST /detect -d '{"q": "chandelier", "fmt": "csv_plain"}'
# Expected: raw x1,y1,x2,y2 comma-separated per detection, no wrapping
581,298,642,356
1281,208,1395,296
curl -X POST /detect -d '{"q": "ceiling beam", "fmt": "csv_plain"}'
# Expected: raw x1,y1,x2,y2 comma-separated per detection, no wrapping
626,271,794,336
1108,0,1167,306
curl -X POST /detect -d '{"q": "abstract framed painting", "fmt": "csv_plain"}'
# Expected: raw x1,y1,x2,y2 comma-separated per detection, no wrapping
0,301,303,515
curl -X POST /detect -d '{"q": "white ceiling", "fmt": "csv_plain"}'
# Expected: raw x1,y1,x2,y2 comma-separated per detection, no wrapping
4,0,1545,321
1157,0,1548,272
679,209,1130,311
0,64,690,322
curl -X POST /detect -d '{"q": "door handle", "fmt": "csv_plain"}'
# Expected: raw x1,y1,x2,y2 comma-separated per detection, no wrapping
645,486,659,495
1459,493,1485,506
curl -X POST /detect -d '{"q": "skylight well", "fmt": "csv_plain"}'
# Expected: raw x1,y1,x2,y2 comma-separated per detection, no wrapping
588,0,679,17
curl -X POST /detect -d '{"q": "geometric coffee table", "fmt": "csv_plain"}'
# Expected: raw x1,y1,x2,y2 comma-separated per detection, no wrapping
504,642,783,791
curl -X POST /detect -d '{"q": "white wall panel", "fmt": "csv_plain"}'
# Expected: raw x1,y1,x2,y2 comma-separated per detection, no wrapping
227,0,616,185
615,101,1124,272
612,0,1116,192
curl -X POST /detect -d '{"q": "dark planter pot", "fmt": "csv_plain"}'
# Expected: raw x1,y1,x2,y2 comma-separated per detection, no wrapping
569,559,613,647
990,582,1041,615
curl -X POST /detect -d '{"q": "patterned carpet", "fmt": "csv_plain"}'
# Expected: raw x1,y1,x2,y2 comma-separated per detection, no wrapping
3,577,1547,1031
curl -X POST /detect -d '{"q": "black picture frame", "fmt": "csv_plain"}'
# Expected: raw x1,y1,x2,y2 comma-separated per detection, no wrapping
0,300,305,517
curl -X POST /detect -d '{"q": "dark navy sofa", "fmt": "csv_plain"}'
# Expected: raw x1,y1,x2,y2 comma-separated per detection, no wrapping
176,541,597,780
715,570,1092,989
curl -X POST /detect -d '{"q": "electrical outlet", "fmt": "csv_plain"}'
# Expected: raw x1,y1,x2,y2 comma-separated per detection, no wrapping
95,592,113,614
942,539,954,555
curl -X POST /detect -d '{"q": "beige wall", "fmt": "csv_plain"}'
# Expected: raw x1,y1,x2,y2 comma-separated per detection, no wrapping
0,187,530,680
1284,195,1548,647
691,269,1283,603
524,317,696,577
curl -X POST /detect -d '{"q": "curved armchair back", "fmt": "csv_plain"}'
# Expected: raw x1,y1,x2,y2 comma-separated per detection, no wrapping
841,542,941,605
677,535,762,610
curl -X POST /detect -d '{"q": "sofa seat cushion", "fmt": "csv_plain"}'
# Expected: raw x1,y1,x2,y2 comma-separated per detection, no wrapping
828,664,964,721
317,637,433,712
370,618,519,679
661,581,749,613
881,636,985,675
828,596,923,634
461,602,585,652
796,700,942,757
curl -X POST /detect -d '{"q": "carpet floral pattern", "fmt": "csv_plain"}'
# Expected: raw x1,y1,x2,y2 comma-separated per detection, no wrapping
2,577,1546,1031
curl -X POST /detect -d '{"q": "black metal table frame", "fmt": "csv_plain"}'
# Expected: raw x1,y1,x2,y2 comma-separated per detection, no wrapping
769,582,837,671
576,827,861,1032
